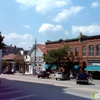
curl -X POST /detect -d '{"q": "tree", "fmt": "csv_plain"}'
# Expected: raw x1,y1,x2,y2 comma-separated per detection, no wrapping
0,32,5,74
44,45,70,66
13,54,25,75
0,32,5,49
2,61,9,71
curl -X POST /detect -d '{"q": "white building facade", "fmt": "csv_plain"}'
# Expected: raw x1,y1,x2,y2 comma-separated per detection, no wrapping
28,44,46,74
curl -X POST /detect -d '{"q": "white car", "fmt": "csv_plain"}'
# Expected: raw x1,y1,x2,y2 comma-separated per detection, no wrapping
54,72,69,80
55,72,63,80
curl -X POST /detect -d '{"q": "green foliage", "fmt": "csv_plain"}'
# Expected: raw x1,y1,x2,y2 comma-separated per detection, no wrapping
2,61,9,70
13,54,24,65
0,32,5,49
44,45,70,65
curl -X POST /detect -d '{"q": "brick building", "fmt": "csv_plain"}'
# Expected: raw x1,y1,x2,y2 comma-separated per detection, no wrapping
45,33,100,74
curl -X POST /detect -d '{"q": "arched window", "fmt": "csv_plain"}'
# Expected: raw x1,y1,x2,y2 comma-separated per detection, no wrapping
83,46,86,56
89,45,94,56
96,45,100,56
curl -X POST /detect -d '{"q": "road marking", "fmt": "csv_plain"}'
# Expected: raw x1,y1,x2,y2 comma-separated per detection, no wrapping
0,90,22,95
10,94,36,100
0,87,13,90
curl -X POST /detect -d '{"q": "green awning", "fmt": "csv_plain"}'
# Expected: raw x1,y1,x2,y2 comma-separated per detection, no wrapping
52,65,57,69
73,65,79,70
44,64,50,69
85,65,100,71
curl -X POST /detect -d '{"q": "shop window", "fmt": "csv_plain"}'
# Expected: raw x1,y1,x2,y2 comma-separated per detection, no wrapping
89,45,94,56
96,45,100,56
83,46,86,56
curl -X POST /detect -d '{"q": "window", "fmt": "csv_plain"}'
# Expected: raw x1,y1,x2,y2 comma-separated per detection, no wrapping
70,48,74,52
96,45,100,56
83,46,86,56
75,47,79,56
70,47,74,56
89,45,94,56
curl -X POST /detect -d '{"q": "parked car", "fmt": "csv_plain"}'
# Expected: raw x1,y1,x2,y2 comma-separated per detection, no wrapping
3,70,14,75
54,72,68,80
76,73,89,84
37,71,49,78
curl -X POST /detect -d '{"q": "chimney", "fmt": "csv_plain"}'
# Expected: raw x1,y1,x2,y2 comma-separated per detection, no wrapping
79,32,82,38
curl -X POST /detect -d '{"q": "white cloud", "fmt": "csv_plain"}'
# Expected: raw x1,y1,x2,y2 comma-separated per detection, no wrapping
23,25,30,29
65,30,69,35
53,6,85,22
72,24,100,36
91,2,100,8
38,23,69,41
16,0,71,13
3,33,34,50
39,23,64,34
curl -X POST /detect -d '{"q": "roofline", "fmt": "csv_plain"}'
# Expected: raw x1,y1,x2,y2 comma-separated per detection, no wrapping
45,34,100,44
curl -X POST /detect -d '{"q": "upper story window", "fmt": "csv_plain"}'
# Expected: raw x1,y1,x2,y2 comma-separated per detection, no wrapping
83,46,86,56
89,45,94,56
75,47,79,56
70,47,74,55
96,45,100,56
70,48,74,53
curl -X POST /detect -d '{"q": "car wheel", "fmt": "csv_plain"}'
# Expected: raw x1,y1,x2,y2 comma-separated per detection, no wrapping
87,82,89,85
56,78,57,80
38,76,39,78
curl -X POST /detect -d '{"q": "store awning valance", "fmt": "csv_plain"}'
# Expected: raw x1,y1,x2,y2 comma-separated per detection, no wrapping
44,64,50,69
52,65,57,69
73,65,79,70
85,65,100,71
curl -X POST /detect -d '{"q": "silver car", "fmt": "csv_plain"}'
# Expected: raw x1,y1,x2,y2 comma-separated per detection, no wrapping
55,72,63,80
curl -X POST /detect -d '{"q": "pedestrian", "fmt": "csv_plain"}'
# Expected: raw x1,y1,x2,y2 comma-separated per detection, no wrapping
89,73,93,81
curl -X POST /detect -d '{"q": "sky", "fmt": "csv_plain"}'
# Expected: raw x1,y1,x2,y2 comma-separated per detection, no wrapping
0,0,100,50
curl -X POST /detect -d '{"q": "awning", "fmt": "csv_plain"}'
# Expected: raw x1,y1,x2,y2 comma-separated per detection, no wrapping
52,65,57,69
73,65,79,70
84,65,100,71
44,64,50,69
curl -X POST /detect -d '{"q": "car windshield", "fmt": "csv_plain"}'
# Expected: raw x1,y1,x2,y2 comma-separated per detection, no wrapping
78,73,87,77
57,72,62,74
39,71,44,73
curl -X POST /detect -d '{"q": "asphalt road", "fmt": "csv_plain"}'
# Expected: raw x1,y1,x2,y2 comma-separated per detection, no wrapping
0,74,100,100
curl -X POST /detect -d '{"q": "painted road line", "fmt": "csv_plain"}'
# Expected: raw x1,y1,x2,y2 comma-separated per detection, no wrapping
0,87,13,90
10,94,36,100
0,90,22,95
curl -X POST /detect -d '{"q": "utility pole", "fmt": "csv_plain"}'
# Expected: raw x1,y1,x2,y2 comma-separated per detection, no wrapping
33,39,37,75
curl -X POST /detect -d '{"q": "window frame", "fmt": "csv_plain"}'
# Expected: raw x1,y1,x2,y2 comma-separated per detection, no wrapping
89,45,94,56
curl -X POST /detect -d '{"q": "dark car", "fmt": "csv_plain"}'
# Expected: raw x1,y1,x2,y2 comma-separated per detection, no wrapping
3,70,14,75
76,73,89,84
37,71,49,78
